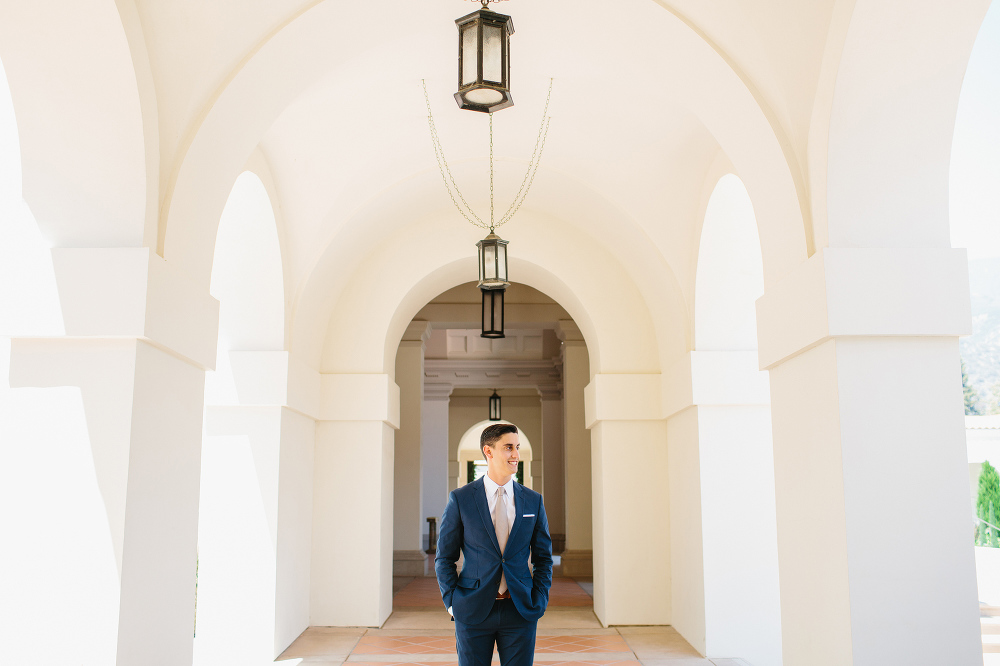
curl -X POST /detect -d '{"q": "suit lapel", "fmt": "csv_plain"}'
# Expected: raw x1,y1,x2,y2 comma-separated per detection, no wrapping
506,482,525,547
473,477,503,556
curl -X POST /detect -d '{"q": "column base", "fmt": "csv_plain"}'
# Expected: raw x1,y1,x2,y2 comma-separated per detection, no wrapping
393,550,428,577
560,549,593,577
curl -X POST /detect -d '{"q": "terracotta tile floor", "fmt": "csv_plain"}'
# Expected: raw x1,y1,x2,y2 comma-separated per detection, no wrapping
277,577,746,665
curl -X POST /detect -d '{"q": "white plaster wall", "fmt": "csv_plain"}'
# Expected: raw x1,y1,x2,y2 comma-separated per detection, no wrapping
666,407,705,652
591,419,671,626
563,341,593,552
275,409,315,654
194,433,276,666
698,405,781,666
770,337,982,665
118,340,205,665
837,337,980,663
977,547,1000,606
540,397,565,538
312,420,394,627
394,341,424,551
768,340,852,665
422,398,450,535
0,340,119,664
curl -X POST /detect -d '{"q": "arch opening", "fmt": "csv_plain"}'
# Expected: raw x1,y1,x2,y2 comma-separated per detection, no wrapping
456,419,534,489
195,170,291,666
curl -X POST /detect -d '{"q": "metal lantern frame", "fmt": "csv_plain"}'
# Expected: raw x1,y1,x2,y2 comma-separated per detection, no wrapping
481,287,505,338
489,390,502,421
477,233,510,290
455,8,515,113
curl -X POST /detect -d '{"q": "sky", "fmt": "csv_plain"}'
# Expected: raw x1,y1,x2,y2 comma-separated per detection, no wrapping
950,1,1000,260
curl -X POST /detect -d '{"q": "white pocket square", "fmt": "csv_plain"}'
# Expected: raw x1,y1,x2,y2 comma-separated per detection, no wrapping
523,514,535,517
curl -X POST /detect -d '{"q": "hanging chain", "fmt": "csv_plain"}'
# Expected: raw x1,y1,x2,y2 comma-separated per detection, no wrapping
422,78,553,233
497,78,553,228
422,80,488,229
489,113,495,231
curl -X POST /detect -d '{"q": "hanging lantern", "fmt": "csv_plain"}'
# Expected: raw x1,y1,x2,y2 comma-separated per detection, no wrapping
455,7,514,113
489,390,502,421
481,287,505,338
477,233,510,290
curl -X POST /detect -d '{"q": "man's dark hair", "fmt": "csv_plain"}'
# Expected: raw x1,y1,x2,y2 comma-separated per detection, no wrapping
481,423,518,458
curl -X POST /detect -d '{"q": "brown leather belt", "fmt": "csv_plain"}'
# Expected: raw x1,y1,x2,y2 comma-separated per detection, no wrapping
495,590,511,600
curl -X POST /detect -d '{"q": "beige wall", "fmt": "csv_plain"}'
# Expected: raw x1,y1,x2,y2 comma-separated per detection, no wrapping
448,390,541,490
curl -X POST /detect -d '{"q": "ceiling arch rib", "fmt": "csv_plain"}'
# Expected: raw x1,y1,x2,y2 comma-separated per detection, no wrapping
161,0,809,294
0,0,151,249
289,178,664,377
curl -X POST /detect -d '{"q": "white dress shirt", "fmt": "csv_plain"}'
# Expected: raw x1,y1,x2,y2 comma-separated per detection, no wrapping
482,473,517,534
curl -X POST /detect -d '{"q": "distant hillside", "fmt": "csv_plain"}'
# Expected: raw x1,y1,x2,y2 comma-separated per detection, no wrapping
962,257,1000,411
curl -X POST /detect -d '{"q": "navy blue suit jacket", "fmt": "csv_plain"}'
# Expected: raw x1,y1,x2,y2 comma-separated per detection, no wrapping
435,477,553,625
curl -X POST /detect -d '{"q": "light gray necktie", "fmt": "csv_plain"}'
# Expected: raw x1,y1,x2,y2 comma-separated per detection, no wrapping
493,487,510,594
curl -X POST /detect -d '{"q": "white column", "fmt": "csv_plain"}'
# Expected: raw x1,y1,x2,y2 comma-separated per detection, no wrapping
757,248,982,665
422,383,452,550
664,351,781,666
311,374,399,627
195,351,316,664
539,388,565,553
586,374,669,626
558,320,593,576
393,323,431,576
5,248,218,666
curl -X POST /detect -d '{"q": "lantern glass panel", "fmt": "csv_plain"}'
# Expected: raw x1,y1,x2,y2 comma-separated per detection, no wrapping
483,23,503,82
496,243,507,282
462,24,478,86
484,244,497,280
489,392,501,421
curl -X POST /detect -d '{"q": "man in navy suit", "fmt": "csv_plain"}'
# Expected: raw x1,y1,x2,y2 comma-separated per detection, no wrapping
436,423,553,666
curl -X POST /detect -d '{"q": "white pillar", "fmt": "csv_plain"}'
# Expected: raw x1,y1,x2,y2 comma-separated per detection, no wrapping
5,248,218,666
757,248,982,665
664,351,782,666
195,351,316,664
539,388,565,553
311,374,399,627
586,374,669,626
393,323,430,576
558,320,592,576
422,383,452,549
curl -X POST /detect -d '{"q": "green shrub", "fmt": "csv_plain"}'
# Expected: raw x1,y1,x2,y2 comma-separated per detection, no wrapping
977,461,1000,548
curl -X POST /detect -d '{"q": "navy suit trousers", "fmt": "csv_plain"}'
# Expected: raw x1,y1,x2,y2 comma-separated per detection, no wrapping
455,598,537,666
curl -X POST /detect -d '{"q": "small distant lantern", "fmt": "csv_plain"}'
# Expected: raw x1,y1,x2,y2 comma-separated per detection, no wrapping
481,287,505,338
489,390,502,421
477,233,510,290
455,6,514,113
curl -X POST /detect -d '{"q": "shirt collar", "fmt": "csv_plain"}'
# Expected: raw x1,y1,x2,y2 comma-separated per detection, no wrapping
482,471,515,496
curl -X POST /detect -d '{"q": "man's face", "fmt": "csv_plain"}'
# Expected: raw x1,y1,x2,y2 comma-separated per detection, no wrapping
485,432,520,480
